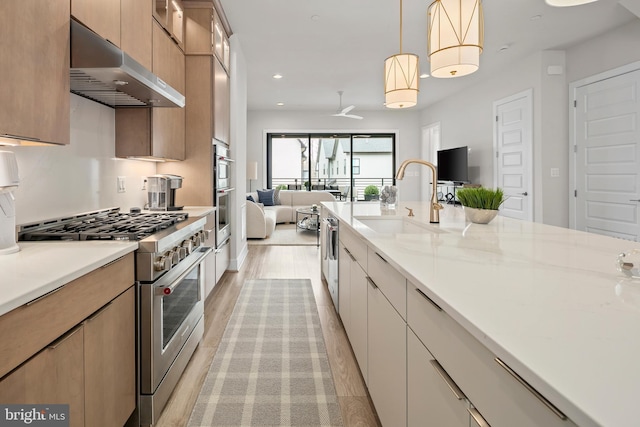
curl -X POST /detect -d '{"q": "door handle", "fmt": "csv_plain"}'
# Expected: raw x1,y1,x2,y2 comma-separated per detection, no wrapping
520,192,528,196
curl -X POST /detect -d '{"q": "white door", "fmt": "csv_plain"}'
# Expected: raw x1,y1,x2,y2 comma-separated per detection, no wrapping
574,69,640,241
421,123,441,201
493,89,533,221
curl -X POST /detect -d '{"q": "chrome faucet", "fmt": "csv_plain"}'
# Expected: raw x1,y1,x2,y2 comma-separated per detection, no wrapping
395,159,444,223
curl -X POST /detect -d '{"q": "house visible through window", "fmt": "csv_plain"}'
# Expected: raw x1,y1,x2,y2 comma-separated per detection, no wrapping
266,133,395,201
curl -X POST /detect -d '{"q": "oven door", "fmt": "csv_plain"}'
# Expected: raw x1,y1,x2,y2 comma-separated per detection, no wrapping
139,246,212,395
216,187,234,246
216,157,231,189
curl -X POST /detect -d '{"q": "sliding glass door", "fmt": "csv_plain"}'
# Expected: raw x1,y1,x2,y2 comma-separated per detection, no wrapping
267,133,396,201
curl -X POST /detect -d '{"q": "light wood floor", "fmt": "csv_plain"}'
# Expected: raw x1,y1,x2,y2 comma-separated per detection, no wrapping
155,245,381,427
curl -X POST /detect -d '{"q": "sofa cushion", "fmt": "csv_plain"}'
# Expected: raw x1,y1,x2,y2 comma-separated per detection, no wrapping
273,188,281,205
246,195,255,203
257,189,275,206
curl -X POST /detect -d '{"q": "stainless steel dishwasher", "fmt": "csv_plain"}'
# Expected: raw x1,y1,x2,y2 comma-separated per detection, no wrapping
323,216,339,311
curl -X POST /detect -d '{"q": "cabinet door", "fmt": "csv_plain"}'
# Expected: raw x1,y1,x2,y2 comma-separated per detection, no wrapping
408,329,468,427
121,0,153,70
152,21,186,160
368,277,406,427
213,57,230,145
0,326,85,427
350,261,368,384
338,242,351,334
184,6,214,54
71,0,120,46
84,287,135,427
0,0,70,145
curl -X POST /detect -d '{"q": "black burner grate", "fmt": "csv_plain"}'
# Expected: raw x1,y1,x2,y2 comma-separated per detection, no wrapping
19,211,189,241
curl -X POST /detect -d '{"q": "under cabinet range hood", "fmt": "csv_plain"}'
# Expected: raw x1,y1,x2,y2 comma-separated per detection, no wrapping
70,20,185,108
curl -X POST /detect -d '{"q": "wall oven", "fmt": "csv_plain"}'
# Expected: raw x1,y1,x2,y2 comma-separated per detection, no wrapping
214,142,234,247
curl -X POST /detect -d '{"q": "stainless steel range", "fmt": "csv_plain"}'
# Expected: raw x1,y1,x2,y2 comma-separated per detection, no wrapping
18,207,212,427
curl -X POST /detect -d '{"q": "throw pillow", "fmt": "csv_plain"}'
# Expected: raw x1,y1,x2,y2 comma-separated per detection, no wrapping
246,195,255,203
273,188,281,205
257,189,275,206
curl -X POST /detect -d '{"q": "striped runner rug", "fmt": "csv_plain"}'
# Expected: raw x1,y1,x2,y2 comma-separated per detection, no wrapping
188,278,343,427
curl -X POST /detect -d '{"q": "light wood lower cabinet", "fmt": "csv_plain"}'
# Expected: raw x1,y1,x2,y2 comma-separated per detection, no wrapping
0,255,135,427
0,326,85,427
367,276,406,427
84,287,135,427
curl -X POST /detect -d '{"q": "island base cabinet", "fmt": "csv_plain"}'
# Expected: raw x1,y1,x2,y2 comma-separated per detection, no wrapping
408,329,469,427
0,325,85,427
367,278,406,427
349,259,368,384
338,242,351,334
84,286,136,427
407,281,577,427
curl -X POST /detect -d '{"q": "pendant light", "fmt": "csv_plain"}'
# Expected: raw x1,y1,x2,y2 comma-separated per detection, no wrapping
545,0,598,6
384,0,419,109
427,0,484,78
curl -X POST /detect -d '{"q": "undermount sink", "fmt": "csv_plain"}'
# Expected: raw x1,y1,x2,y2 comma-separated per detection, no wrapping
354,216,444,234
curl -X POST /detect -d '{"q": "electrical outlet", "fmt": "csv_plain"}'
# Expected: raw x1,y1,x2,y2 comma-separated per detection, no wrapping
141,177,147,190
117,176,126,193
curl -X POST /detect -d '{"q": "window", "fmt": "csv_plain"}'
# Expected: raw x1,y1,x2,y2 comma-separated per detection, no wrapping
353,158,360,175
267,133,395,201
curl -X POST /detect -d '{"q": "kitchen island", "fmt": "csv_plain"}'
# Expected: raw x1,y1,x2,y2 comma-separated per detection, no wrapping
323,201,640,427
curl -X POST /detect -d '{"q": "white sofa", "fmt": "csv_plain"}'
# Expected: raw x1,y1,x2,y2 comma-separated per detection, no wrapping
246,190,336,239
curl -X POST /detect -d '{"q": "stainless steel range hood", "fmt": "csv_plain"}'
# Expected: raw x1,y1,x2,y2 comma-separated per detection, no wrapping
70,20,185,108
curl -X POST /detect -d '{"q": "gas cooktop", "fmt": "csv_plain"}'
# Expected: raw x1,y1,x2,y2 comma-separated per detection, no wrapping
18,208,189,242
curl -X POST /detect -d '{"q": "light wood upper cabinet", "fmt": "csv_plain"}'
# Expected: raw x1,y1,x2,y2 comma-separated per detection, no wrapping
154,0,185,50
213,57,230,145
116,22,185,160
71,0,121,47
121,0,153,70
183,5,215,55
0,0,70,146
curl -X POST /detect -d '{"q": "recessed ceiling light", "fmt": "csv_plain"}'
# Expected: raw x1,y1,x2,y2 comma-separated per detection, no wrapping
530,14,542,20
273,74,283,79
498,44,510,52
420,73,430,79
276,102,284,106
311,15,320,21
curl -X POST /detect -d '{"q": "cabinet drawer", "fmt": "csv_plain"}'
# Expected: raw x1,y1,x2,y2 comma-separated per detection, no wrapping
367,247,406,320
407,280,576,427
0,254,134,379
339,225,367,270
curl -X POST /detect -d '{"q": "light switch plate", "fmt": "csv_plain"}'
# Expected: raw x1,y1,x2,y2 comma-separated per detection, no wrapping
550,168,560,178
117,176,126,193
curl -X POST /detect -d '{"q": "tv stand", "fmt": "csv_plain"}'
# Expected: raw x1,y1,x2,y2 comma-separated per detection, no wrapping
437,182,471,206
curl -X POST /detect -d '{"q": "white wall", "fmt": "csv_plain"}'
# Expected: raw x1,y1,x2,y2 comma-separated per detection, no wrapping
419,19,640,227
7,94,155,225
246,109,422,201
229,35,249,271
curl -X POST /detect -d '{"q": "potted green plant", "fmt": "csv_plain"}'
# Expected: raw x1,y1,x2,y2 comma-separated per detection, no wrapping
364,185,380,201
276,184,287,190
455,187,505,224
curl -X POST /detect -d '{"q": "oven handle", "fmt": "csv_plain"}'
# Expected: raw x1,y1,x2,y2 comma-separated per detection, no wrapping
218,156,235,163
217,188,235,194
155,246,213,296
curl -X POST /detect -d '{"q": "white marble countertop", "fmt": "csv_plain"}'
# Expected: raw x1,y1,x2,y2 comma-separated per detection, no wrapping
0,241,137,317
323,201,640,427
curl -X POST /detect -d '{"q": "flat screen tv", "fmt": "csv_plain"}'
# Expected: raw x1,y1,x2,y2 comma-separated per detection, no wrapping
437,146,469,184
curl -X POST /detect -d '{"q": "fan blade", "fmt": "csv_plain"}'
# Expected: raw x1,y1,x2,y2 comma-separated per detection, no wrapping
344,114,363,120
341,105,355,114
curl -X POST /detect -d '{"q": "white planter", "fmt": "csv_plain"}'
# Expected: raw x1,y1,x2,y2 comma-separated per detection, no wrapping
463,206,498,224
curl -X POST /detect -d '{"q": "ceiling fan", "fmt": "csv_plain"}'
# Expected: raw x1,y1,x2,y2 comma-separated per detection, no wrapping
332,91,363,120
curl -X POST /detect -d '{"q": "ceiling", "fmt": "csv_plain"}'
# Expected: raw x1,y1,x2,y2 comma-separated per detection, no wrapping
218,0,637,113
